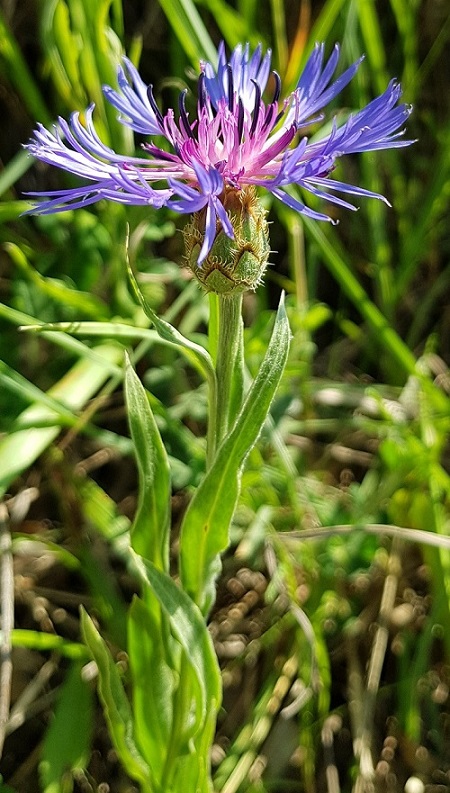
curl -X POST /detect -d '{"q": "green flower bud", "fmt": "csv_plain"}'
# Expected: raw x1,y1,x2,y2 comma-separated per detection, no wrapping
184,186,270,295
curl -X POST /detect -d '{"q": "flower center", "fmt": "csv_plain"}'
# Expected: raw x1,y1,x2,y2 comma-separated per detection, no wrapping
147,67,295,189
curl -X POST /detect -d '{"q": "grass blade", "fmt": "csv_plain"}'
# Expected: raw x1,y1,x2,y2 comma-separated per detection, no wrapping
156,0,216,65
0,342,123,497
0,8,51,124
302,217,418,378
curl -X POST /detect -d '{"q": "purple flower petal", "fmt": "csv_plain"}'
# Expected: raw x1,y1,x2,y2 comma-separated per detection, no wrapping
269,186,337,223
25,42,414,265
198,201,216,263
103,57,163,135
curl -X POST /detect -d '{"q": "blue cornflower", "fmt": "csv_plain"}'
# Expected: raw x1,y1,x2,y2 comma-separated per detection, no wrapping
26,42,413,265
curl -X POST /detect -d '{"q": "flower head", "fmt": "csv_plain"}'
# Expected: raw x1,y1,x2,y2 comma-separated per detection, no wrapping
26,42,413,277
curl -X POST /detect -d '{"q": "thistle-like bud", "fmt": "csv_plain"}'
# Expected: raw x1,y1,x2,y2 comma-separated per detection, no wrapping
184,186,270,295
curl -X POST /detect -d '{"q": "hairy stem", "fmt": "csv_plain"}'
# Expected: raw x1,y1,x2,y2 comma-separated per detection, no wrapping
214,294,244,451
207,294,244,467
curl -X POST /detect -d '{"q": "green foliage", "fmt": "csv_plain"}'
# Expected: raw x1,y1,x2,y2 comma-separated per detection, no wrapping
134,558,222,743
39,663,94,793
40,0,130,149
180,295,291,613
8,631,88,659
0,334,123,498
127,596,175,783
0,0,449,791
157,0,217,64
80,609,153,789
125,353,171,569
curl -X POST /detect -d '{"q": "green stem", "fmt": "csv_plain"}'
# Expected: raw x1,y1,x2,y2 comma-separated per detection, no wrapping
212,294,244,454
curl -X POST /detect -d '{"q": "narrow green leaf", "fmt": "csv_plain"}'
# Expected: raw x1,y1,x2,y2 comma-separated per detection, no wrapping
356,0,388,93
0,359,77,423
388,0,419,93
0,153,34,199
80,608,152,789
124,353,171,569
133,557,222,734
156,0,217,65
17,320,151,339
12,535,81,570
305,0,350,63
180,294,291,612
200,0,255,48
301,217,418,377
0,342,123,498
270,0,288,73
40,0,84,108
397,132,450,296
40,663,94,793
18,319,210,370
0,7,51,124
111,0,124,37
6,630,87,659
126,257,216,388
76,16,107,112
0,303,123,375
52,0,83,95
5,243,108,317
128,596,174,776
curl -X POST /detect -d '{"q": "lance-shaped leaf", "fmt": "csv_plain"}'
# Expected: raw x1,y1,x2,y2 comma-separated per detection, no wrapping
80,609,152,790
133,556,222,740
126,253,216,389
128,596,175,778
124,353,170,569
179,294,291,613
